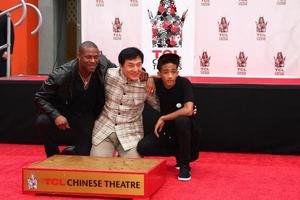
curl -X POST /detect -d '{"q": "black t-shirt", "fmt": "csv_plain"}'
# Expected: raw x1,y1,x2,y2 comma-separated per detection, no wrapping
69,72,104,118
156,76,194,115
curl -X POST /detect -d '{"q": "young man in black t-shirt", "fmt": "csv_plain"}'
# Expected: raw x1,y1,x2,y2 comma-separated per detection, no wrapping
137,53,200,181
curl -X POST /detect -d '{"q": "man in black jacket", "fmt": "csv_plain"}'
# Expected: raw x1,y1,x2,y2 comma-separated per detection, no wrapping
0,11,15,77
34,41,117,157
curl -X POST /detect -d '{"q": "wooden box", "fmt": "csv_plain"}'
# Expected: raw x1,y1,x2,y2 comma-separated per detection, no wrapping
23,155,166,199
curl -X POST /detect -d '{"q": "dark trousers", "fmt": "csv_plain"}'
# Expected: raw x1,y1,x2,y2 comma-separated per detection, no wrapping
0,59,7,77
138,116,192,166
36,113,94,157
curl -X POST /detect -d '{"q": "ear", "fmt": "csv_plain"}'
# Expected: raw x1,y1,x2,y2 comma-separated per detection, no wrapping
157,71,161,77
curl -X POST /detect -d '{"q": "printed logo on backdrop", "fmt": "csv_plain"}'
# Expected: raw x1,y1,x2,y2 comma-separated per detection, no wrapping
148,0,187,70
148,0,187,48
238,0,248,6
256,17,267,40
277,0,286,5
218,17,229,40
112,17,122,40
274,52,285,75
96,0,104,7
201,0,210,6
199,51,211,74
130,0,139,7
236,51,247,75
27,174,38,190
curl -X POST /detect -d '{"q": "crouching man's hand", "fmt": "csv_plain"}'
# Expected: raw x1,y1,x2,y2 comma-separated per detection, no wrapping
154,116,165,138
55,115,70,130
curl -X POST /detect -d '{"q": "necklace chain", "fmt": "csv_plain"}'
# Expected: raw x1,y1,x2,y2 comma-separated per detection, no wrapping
79,72,92,90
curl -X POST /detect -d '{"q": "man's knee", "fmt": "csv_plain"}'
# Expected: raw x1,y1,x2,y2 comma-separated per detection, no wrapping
174,116,191,128
137,136,157,156
137,138,155,156
137,139,146,155
36,114,52,128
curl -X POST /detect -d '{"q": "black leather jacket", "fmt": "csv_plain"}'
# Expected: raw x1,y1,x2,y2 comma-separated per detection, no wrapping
34,55,117,120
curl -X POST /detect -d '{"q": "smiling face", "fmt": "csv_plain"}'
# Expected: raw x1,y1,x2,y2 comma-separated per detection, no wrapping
120,56,143,81
158,62,179,89
78,47,100,74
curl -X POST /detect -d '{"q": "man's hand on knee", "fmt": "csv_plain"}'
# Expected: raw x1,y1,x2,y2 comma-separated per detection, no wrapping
54,115,70,130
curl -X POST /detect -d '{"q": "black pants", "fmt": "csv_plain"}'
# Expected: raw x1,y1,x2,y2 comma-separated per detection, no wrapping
36,113,94,157
138,116,192,166
0,59,7,77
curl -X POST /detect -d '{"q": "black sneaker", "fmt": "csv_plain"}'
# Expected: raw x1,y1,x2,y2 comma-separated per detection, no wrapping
178,165,191,181
175,163,191,170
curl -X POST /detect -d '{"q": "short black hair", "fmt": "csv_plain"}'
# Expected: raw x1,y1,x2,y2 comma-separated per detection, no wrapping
79,41,98,54
118,47,144,65
157,53,180,71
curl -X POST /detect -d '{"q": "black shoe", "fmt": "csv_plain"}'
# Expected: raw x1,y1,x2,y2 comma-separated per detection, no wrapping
178,165,191,181
175,163,191,170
